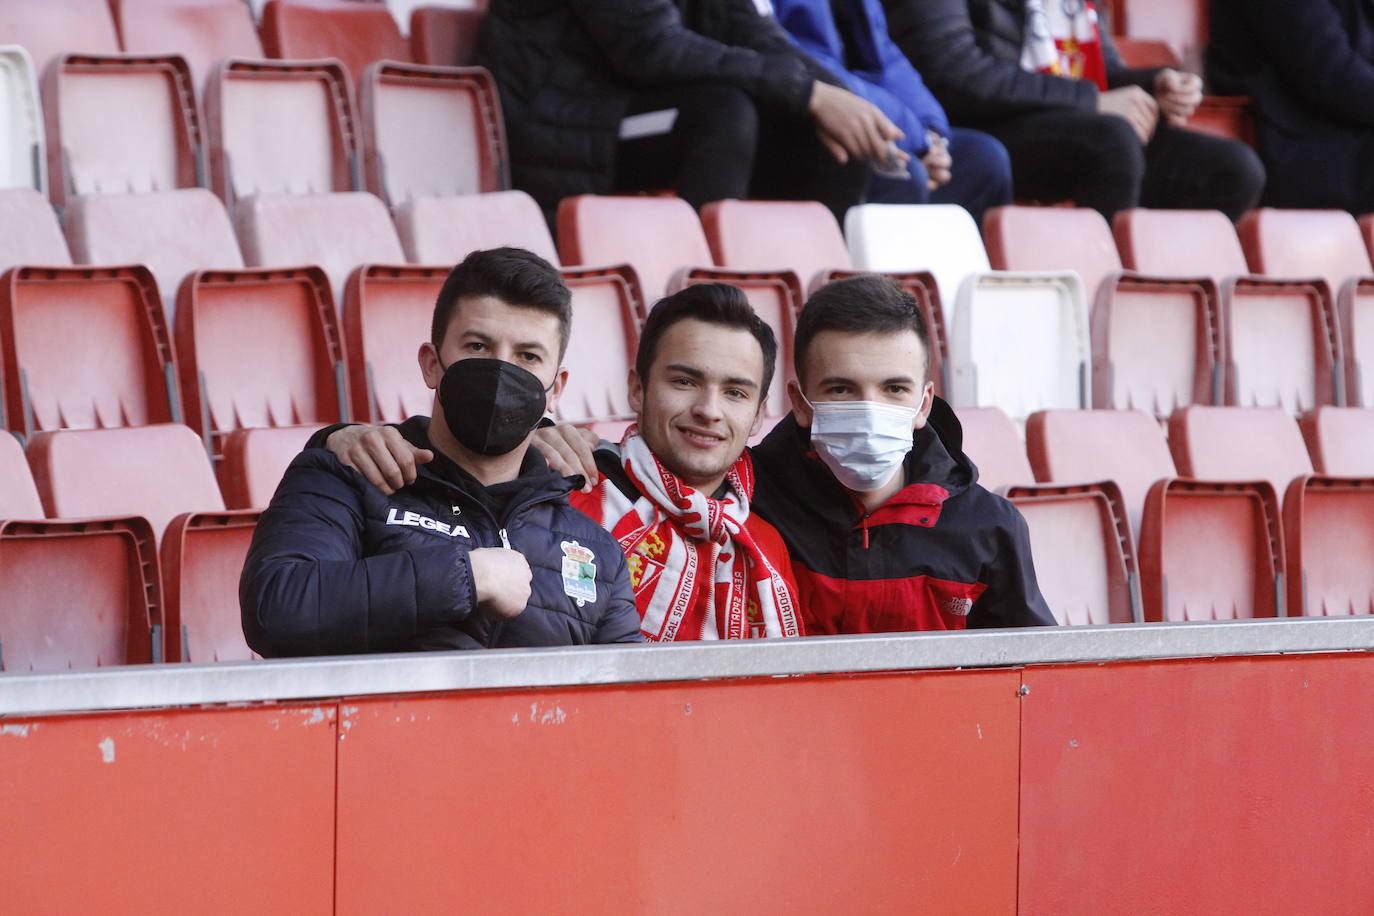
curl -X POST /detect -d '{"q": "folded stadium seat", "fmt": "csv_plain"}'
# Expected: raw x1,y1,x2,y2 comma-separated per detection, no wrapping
1138,478,1284,620
0,265,179,437
1119,208,1343,412
0,188,71,272
986,205,1222,415
955,406,1033,493
110,0,265,94
63,188,245,325
218,425,316,509
235,191,404,303
701,199,946,396
1113,37,1184,69
556,266,642,435
1239,208,1371,407
843,203,1088,420
1299,407,1374,476
0,430,161,671
1167,403,1374,615
175,266,347,451
395,190,557,265
161,510,260,660
1006,481,1141,625
1026,408,1177,537
0,47,46,194
358,62,507,206
557,194,798,419
41,52,202,208
203,58,356,205
410,5,486,67
26,423,261,662
0,0,121,77
261,0,411,86
1359,214,1374,267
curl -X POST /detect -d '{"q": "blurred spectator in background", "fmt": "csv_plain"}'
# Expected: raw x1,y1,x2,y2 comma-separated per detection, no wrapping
1209,0,1374,213
772,0,1013,225
884,0,1266,220
477,0,913,224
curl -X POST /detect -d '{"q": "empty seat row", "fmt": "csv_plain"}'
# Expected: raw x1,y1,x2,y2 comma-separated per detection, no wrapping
986,204,1374,412
0,1,503,207
960,405,1374,626
0,424,258,672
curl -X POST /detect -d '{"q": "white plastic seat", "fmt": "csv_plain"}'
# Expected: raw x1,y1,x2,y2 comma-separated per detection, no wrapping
948,271,1090,423
0,46,44,194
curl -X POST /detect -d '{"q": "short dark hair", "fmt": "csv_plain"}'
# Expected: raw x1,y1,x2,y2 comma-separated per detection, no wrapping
635,283,777,402
794,275,930,378
431,247,572,357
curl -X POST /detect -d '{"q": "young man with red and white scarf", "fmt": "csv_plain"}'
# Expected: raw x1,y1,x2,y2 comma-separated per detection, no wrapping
323,282,802,642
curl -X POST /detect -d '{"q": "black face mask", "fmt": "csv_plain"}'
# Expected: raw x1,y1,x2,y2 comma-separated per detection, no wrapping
438,358,551,456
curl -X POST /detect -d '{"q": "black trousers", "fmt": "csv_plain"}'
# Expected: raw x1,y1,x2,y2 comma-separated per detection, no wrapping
977,109,1267,220
614,83,868,223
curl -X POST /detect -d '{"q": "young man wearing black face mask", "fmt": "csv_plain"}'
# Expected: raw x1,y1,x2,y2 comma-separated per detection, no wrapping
239,247,642,656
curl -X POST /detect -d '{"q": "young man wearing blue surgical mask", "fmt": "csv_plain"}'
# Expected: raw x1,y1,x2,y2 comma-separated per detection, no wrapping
748,274,1054,633
240,247,641,656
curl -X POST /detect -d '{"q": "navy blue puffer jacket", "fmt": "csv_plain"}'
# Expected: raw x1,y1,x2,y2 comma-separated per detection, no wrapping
240,417,643,656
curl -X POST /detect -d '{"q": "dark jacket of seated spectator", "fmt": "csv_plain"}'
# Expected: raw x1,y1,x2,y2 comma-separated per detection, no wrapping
750,399,1055,633
477,0,848,221
883,0,1265,220
1209,0,1374,212
241,416,643,657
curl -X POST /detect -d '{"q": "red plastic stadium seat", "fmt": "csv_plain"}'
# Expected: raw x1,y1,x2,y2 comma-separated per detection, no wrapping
0,46,47,194
1026,408,1176,537
26,423,257,661
0,433,43,517
41,53,202,208
359,62,506,205
0,0,120,76
987,205,1220,414
0,515,161,671
176,266,347,444
1113,208,1249,279
161,510,261,660
956,406,1033,492
0,189,71,272
111,0,264,92
411,6,485,66
558,266,641,427
1283,477,1374,617
0,265,178,436
1239,208,1372,407
1007,481,1139,625
702,200,851,290
1168,405,1313,502
1300,407,1374,476
1139,478,1284,621
204,58,356,204
64,189,245,321
395,190,558,265
1113,38,1181,69
218,425,316,509
261,0,411,86
235,191,405,302
557,194,712,302
342,264,445,424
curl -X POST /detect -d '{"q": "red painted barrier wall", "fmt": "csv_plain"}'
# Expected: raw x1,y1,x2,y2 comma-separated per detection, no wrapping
3,654,1373,914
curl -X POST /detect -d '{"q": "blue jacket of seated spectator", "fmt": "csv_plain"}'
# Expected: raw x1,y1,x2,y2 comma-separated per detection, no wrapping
772,0,950,158
240,416,643,657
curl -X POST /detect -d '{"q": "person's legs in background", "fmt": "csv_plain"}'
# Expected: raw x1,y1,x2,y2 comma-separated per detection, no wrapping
981,109,1145,219
1140,123,1265,220
751,106,870,224
614,84,758,209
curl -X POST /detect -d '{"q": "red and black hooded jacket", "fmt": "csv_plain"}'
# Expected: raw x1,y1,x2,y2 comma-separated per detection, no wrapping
750,398,1054,633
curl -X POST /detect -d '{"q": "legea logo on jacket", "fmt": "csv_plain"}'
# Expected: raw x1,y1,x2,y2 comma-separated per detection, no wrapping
385,507,469,538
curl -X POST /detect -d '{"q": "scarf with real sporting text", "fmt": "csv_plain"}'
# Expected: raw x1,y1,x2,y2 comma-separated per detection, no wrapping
578,426,802,641
1021,0,1108,90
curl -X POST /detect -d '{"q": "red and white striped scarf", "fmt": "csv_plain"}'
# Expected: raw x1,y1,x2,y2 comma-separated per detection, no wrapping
579,426,801,641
